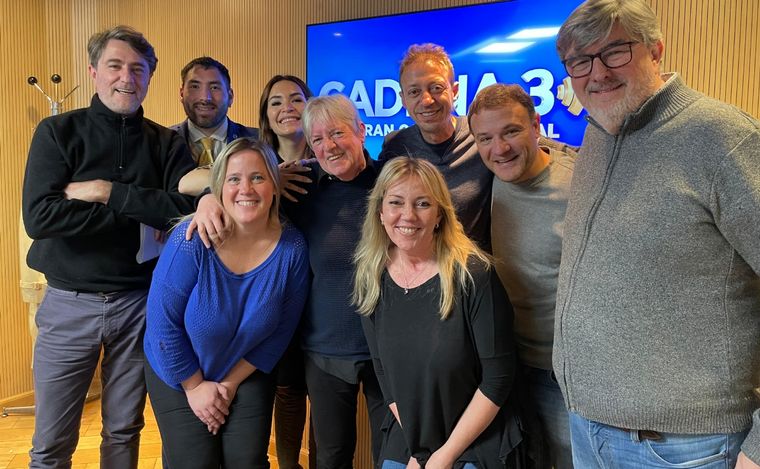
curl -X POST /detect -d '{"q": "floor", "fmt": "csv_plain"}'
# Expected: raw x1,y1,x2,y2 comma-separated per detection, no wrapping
0,399,291,469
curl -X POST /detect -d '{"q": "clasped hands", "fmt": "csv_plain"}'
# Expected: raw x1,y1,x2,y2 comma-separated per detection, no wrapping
184,380,239,435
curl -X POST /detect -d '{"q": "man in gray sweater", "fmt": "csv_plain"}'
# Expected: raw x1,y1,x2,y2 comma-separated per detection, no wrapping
469,83,576,469
554,0,760,467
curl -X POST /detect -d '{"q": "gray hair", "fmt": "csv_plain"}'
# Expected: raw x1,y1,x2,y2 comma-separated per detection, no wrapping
556,0,662,60
302,94,363,142
87,25,158,73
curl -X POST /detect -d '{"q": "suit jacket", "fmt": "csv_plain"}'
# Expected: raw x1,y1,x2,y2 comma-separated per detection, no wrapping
171,118,259,164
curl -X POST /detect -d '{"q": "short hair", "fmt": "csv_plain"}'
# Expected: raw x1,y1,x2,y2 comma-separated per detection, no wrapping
557,0,663,60
258,75,314,152
180,57,231,88
87,25,157,74
467,84,536,130
210,138,282,223
302,94,363,142
353,157,489,319
399,43,455,84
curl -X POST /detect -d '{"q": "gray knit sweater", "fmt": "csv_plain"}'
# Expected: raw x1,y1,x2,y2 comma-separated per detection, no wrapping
554,74,760,460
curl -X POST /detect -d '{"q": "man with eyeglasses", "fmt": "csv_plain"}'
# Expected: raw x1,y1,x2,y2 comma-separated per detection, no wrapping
552,0,760,467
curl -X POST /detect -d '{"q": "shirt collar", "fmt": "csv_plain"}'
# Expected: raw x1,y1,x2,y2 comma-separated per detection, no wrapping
187,117,228,144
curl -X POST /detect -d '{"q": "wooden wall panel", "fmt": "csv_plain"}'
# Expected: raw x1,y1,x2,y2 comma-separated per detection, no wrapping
0,0,46,405
1,0,758,466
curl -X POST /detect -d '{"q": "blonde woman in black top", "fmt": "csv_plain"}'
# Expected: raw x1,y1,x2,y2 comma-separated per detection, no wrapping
354,157,519,469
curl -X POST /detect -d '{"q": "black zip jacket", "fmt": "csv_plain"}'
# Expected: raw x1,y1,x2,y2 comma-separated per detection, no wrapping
23,94,196,292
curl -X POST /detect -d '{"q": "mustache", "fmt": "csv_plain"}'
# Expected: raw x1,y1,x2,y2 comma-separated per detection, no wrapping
586,79,623,92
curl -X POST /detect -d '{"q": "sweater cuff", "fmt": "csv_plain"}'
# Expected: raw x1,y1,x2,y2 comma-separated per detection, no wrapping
107,181,129,213
741,409,760,463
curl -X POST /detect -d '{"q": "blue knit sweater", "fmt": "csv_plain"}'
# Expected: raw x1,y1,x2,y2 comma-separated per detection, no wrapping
144,220,309,390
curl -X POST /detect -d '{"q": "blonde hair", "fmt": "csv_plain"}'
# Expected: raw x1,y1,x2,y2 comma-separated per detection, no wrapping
353,157,489,319
178,138,281,227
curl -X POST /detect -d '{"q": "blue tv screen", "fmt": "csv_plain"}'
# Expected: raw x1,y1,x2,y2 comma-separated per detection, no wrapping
307,0,587,157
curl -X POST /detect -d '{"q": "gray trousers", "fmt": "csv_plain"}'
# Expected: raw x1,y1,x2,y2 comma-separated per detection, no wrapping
29,286,148,469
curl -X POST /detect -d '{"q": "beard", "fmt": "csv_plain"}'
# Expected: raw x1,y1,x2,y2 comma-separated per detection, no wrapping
584,70,663,135
183,101,227,129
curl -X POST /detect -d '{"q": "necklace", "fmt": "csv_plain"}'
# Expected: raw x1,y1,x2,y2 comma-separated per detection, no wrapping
399,257,430,295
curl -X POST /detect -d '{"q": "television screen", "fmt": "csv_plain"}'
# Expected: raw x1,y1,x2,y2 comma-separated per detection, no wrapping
306,0,587,157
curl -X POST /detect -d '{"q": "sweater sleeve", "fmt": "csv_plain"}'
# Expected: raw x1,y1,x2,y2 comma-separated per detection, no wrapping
23,118,125,239
711,128,760,275
377,132,406,163
467,264,516,407
361,313,394,405
716,128,760,461
243,229,310,373
144,224,203,387
107,131,196,230
742,409,760,463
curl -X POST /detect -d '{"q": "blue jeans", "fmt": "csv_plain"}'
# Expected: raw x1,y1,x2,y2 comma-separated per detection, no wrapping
523,366,573,469
381,461,478,469
569,412,747,468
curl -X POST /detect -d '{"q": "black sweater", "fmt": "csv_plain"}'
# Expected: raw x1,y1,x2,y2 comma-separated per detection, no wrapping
362,261,518,468
23,94,196,292
282,152,379,360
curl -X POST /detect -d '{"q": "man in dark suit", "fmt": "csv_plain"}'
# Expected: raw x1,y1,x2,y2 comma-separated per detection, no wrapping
173,56,258,195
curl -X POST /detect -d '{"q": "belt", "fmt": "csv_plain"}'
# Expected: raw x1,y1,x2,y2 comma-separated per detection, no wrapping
615,427,663,441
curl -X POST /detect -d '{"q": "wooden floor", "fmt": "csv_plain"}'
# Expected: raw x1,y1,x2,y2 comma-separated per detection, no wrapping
0,399,293,469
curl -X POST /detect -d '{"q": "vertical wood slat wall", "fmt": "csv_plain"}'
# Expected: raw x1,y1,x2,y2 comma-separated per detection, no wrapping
1,0,757,466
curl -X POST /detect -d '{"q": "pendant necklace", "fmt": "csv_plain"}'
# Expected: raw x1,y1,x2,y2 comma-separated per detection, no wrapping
400,257,429,295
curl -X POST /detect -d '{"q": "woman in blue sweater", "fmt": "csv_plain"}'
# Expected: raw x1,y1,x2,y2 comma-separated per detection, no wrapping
144,138,309,468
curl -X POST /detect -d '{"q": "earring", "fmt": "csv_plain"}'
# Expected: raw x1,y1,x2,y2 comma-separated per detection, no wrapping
435,223,440,229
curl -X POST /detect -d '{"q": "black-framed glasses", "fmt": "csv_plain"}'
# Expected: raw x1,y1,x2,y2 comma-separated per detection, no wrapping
563,41,638,78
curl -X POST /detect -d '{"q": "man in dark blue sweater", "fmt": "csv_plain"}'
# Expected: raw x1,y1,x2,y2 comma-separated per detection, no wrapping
378,43,492,251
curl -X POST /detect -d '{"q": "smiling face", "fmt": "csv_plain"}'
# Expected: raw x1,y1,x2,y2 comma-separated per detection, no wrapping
380,175,441,258
180,65,233,130
568,22,664,134
222,150,275,227
400,59,459,144
470,103,549,183
266,80,307,139
88,39,151,115
309,119,367,181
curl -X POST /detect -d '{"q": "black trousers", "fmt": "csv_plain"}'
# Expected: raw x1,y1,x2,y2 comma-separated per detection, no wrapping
146,362,275,469
273,337,313,469
304,356,385,469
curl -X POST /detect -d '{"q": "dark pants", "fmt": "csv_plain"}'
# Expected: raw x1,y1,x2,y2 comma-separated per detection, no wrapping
146,362,275,469
304,356,385,469
274,337,312,469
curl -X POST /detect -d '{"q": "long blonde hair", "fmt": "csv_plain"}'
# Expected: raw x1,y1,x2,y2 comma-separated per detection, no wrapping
353,157,489,319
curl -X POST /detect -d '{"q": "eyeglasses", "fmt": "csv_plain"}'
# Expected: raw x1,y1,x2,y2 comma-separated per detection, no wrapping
563,41,638,78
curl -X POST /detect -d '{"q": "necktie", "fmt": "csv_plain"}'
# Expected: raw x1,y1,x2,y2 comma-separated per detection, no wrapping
198,137,214,167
